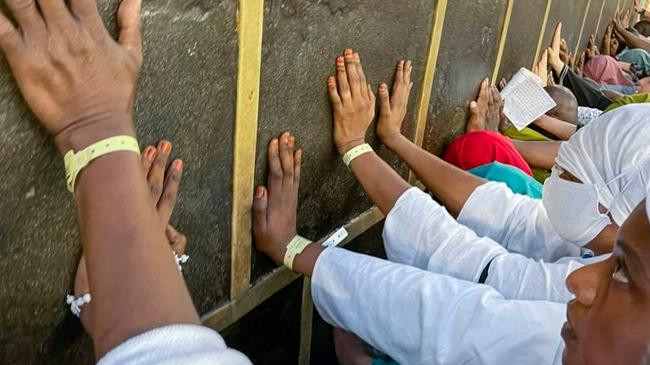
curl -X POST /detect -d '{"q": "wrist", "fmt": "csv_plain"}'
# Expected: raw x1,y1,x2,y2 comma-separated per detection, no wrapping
54,114,136,155
381,132,407,149
336,138,366,156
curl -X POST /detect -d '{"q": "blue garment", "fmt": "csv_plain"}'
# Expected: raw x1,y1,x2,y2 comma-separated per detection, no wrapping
468,162,543,199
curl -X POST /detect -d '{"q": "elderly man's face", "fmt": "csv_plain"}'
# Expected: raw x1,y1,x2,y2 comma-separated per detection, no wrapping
563,200,650,364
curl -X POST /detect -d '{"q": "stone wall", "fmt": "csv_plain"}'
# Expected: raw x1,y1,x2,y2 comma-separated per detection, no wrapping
0,0,630,363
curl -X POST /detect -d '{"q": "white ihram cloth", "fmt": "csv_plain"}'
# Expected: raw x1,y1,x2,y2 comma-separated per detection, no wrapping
311,188,569,365
98,324,251,365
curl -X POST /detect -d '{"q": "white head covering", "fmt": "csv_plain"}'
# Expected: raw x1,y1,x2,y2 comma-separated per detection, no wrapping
555,104,650,226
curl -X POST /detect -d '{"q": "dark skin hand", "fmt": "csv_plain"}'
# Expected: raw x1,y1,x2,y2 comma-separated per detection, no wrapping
378,71,489,218
76,142,187,340
0,0,199,357
253,49,415,275
613,19,650,53
563,200,650,364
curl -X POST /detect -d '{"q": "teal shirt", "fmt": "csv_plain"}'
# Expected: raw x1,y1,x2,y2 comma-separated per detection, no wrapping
468,162,543,199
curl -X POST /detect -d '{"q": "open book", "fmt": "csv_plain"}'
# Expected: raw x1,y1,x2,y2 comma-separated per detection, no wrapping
501,68,557,131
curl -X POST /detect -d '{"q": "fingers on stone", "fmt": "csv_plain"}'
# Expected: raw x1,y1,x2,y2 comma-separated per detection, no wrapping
328,76,342,106
336,56,351,99
158,159,183,225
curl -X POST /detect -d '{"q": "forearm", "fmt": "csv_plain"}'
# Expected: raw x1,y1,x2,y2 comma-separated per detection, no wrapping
288,147,411,278
66,121,199,357
347,148,411,216
510,139,561,170
383,135,485,217
533,115,576,141
617,27,650,52
310,247,567,365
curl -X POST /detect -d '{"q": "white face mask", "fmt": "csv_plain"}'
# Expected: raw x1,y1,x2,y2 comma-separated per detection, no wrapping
542,167,611,246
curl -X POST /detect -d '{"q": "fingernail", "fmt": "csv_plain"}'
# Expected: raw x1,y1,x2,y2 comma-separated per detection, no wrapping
255,186,264,198
173,160,183,171
344,48,352,55
160,141,171,154
146,147,156,160
337,56,344,63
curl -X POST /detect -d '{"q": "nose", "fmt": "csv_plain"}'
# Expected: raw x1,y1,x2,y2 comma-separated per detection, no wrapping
565,259,612,306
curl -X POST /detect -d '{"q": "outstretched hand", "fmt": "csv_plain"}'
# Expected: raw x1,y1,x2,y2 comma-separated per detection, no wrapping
327,49,376,156
377,60,414,144
0,0,143,153
253,133,302,265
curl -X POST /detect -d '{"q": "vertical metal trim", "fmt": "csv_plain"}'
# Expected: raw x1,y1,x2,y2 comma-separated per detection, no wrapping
574,0,594,54
409,0,449,183
298,278,314,365
231,0,265,300
492,0,515,84
594,0,608,39
533,0,554,68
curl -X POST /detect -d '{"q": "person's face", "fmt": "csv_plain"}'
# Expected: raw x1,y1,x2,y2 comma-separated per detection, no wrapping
563,200,650,364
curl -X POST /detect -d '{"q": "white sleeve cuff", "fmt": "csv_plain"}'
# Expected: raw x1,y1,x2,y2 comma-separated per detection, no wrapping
98,324,251,365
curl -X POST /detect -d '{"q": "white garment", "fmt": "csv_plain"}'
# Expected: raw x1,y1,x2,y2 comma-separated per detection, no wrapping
384,187,585,303
98,324,251,365
576,106,603,128
458,182,584,261
555,103,650,226
311,247,566,365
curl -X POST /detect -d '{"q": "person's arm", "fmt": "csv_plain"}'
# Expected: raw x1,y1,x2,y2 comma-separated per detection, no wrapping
532,115,577,141
614,19,650,52
327,50,411,215
510,140,561,170
0,0,199,358
382,136,485,217
310,248,567,365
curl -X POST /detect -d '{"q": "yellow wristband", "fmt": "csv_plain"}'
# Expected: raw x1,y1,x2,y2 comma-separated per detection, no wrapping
283,235,313,270
64,135,140,193
342,143,373,167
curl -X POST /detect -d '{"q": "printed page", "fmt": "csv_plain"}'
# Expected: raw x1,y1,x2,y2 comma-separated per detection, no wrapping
501,68,557,131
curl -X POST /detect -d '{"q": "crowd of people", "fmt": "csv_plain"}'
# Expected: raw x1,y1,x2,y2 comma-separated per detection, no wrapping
2,0,650,364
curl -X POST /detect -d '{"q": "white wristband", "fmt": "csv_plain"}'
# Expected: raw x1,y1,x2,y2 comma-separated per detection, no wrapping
342,143,373,167
283,235,313,270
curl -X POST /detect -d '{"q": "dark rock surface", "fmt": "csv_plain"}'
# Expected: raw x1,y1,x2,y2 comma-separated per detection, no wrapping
0,0,238,362
498,0,549,80
541,0,591,53
422,0,508,156
252,0,438,282
0,0,619,363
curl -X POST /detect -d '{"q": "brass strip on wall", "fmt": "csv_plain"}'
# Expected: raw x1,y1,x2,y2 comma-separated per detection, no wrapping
412,0,449,148
298,278,314,365
204,206,385,331
574,0,594,54
492,0,515,84
230,0,265,300
409,0,448,183
533,0,554,68
594,0,608,38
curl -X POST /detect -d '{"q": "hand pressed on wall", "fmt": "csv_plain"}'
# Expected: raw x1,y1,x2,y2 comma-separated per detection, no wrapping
327,48,376,156
0,0,143,153
376,59,414,144
253,132,302,265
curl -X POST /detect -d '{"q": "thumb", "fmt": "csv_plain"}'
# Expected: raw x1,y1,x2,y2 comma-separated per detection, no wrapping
378,83,391,116
166,225,187,255
118,0,143,65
